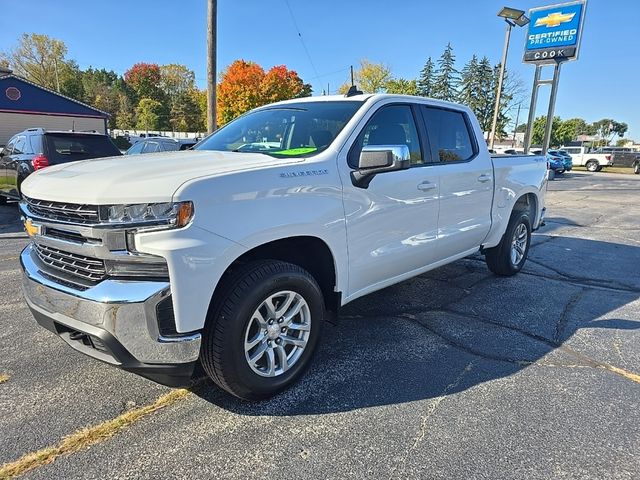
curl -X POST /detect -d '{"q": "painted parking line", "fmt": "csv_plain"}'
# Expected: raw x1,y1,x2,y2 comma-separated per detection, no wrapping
0,388,190,479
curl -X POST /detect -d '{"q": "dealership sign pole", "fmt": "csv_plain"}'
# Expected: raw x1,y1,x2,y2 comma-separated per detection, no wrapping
522,0,587,154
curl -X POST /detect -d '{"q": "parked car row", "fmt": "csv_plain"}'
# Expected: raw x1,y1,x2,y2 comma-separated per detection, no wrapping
0,129,200,203
0,128,122,203
125,137,198,155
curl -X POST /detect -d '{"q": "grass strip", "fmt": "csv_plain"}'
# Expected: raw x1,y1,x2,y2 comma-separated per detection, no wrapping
0,388,189,479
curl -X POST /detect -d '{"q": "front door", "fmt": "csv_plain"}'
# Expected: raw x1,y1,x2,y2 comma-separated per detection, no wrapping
339,103,440,298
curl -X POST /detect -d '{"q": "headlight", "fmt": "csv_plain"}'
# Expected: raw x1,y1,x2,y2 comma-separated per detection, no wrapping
100,201,194,227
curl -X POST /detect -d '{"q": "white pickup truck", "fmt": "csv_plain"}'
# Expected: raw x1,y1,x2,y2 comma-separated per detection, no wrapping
19,94,547,400
561,145,613,172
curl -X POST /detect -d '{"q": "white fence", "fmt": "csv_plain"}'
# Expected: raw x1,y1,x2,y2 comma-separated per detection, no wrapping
109,129,206,141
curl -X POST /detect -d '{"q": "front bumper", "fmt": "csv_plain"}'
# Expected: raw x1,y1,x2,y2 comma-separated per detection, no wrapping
21,244,201,386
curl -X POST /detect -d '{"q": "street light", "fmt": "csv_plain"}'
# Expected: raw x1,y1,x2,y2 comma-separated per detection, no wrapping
489,7,530,150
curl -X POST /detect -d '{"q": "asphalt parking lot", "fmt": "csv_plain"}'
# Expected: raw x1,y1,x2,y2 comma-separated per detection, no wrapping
1,171,639,479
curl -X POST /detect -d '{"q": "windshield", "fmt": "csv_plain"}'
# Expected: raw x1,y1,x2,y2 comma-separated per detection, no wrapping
194,101,363,157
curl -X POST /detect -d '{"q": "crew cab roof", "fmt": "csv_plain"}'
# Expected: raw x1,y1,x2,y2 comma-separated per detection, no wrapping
268,94,472,113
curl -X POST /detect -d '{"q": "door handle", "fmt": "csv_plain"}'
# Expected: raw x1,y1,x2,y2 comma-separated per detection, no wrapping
477,174,492,183
417,181,437,191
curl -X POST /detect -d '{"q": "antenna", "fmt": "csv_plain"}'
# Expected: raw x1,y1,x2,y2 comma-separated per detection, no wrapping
350,65,354,86
345,85,363,97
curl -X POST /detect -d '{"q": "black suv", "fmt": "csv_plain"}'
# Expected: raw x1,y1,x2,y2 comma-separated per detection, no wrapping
0,128,122,203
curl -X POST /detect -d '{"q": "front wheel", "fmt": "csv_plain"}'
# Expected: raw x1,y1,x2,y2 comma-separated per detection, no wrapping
634,163,639,174
484,211,532,276
585,160,599,172
201,260,325,400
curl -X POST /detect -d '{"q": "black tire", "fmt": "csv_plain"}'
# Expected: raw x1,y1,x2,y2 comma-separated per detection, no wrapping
0,195,6,205
634,163,640,174
595,165,603,172
201,260,325,400
484,211,532,276
585,160,599,172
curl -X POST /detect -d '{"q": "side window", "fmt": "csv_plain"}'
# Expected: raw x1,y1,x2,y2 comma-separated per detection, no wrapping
4,138,16,155
163,141,179,151
29,135,42,154
421,107,476,162
127,142,145,155
12,136,26,155
360,105,423,166
142,141,160,153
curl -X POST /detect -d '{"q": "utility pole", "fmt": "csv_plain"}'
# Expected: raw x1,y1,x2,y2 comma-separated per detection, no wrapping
206,0,217,133
53,57,61,92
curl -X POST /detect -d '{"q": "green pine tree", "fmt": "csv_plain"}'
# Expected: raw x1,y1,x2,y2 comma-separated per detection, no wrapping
416,57,435,97
458,54,480,109
474,56,496,133
431,43,458,102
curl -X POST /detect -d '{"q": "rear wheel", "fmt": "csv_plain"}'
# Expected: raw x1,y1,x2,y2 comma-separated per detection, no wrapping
634,163,640,174
585,160,599,172
484,211,532,276
201,260,325,400
0,195,6,205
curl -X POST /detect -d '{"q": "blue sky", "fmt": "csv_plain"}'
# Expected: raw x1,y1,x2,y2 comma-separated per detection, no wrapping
1,0,638,139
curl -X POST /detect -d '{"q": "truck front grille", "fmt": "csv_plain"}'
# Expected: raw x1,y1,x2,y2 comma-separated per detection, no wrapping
25,196,100,224
33,243,106,285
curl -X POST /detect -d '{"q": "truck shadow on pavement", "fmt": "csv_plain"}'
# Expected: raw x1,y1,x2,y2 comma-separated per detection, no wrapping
193,232,640,414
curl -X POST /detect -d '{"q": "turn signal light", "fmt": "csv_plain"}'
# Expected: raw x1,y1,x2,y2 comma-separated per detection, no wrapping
176,201,194,228
31,154,50,170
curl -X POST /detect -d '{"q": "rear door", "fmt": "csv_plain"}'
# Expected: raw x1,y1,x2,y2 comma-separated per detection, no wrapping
419,106,493,260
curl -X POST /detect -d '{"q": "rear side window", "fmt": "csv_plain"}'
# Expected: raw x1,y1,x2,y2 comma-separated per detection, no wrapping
142,141,161,153
44,134,121,163
421,107,476,162
29,135,43,154
162,141,179,151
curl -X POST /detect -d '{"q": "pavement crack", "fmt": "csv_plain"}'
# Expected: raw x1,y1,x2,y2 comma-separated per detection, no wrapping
554,289,585,343
398,311,640,386
391,361,475,479
524,258,640,293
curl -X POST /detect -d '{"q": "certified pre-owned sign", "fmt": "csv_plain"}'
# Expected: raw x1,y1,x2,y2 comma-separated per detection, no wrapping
524,1,587,64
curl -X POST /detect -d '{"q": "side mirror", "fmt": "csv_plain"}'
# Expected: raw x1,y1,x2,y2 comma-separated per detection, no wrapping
351,145,410,188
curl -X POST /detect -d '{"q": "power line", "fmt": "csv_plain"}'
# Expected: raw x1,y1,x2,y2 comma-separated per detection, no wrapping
283,0,320,79
309,66,351,81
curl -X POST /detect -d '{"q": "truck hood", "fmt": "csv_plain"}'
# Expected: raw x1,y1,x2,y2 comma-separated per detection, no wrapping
21,150,301,204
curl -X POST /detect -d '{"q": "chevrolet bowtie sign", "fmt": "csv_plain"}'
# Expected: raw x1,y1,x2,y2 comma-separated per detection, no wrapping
524,1,586,64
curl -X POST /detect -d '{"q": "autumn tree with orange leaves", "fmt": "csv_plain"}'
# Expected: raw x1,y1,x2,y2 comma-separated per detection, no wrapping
217,60,311,125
